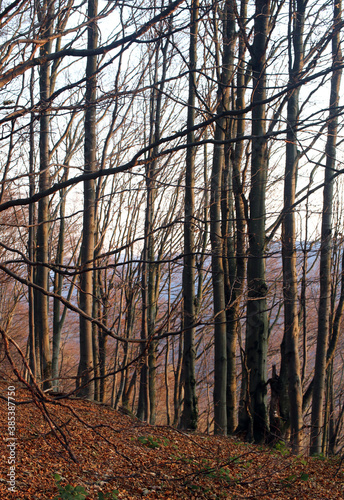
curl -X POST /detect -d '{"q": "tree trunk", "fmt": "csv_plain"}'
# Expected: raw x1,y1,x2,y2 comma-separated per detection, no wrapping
99,273,108,403
226,0,248,434
29,66,37,381
281,0,305,453
173,332,183,427
35,0,54,390
77,0,98,399
52,174,67,392
310,0,342,455
181,0,199,431
210,0,236,436
245,0,270,442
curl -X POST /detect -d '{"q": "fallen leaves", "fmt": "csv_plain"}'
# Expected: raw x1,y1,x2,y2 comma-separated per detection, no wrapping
0,382,343,499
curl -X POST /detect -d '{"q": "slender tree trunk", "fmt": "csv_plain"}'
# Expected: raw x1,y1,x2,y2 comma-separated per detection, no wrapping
235,0,250,434
35,0,54,390
29,66,37,381
181,0,199,431
92,272,100,402
310,0,342,454
281,0,305,453
173,332,183,427
245,0,270,442
300,217,309,383
165,338,171,425
77,0,98,399
52,176,67,391
210,0,236,436
210,94,228,435
137,250,150,420
226,0,247,434
222,138,237,434
99,274,108,403
137,98,156,424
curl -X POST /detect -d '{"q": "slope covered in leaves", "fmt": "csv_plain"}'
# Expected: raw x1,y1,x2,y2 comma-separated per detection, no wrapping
0,381,343,499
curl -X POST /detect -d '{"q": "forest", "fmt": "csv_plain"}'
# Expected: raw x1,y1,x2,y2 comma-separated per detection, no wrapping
0,0,344,463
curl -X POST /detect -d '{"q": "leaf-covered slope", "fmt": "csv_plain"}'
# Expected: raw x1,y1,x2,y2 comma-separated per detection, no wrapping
0,384,343,499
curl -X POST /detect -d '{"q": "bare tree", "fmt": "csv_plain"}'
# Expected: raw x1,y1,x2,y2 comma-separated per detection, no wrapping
34,0,55,390
281,0,305,453
245,0,270,442
77,0,98,399
181,0,199,431
310,0,343,455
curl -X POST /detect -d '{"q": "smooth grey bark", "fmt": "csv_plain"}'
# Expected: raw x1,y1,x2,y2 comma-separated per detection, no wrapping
35,0,54,390
210,0,235,436
137,280,149,423
222,139,236,433
173,332,184,427
236,0,251,434
92,267,100,401
52,181,66,392
225,0,247,434
98,272,108,403
245,0,270,442
115,281,135,409
165,262,172,425
181,0,199,431
300,210,310,384
137,71,158,424
28,66,37,381
310,0,342,455
281,0,305,453
77,0,98,399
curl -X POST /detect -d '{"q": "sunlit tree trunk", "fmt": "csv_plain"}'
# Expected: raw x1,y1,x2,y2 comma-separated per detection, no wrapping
52,180,66,392
29,65,37,381
77,0,98,399
35,0,54,390
310,0,342,454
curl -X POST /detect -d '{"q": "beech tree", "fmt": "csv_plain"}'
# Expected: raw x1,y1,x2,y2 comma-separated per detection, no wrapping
210,0,236,436
245,0,271,442
34,0,54,390
310,0,343,455
181,0,199,431
281,0,305,453
77,0,98,399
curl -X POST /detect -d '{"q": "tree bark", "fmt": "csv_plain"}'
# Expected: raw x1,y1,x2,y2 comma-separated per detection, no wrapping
245,0,270,442
310,0,342,454
281,0,305,453
29,66,37,381
226,0,247,434
181,0,199,431
35,0,54,390
210,0,235,436
52,170,67,392
77,0,98,399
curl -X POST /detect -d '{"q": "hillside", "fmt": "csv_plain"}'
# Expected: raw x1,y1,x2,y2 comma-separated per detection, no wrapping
0,381,343,500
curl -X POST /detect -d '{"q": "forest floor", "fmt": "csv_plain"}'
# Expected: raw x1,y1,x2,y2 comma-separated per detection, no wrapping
0,380,343,500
